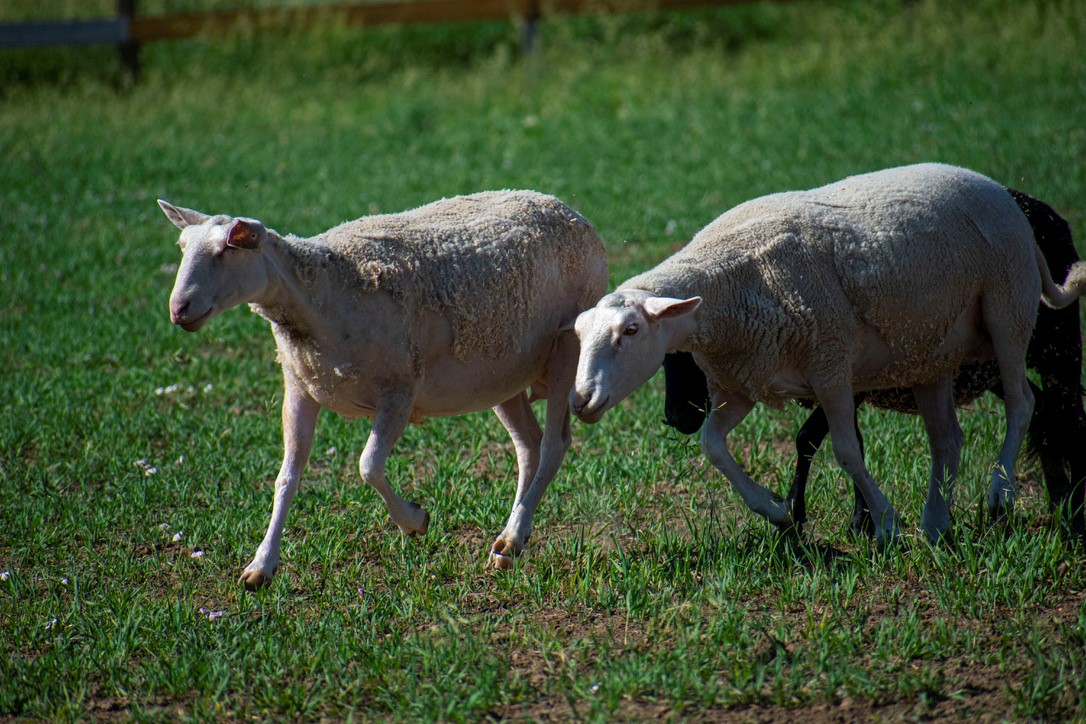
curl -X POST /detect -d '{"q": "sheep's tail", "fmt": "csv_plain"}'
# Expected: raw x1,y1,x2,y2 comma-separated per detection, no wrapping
1037,246,1086,309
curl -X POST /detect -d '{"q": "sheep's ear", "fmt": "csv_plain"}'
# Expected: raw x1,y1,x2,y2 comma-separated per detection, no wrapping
226,218,265,250
643,296,702,322
158,200,209,230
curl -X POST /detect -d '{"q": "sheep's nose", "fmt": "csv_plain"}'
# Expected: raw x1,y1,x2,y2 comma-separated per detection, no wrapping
170,298,190,324
570,390,590,416
570,388,607,421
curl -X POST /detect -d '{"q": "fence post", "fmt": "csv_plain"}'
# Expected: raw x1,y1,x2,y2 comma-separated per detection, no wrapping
118,0,139,82
520,0,540,54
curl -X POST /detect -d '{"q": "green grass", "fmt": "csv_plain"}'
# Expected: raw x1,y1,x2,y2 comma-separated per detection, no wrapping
3,0,1086,719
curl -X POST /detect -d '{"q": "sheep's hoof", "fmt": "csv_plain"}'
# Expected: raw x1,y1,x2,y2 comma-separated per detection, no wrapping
239,569,273,591
874,523,903,546
767,496,794,531
490,539,520,569
850,510,876,537
920,503,951,544
785,496,807,529
491,551,515,570
400,503,430,537
987,496,1015,523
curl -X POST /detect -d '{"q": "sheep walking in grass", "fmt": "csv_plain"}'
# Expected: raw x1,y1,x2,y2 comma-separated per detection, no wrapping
160,191,608,588
662,188,1086,537
569,163,1086,543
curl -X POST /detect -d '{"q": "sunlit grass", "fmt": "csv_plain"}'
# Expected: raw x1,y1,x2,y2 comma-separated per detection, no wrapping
2,0,1085,719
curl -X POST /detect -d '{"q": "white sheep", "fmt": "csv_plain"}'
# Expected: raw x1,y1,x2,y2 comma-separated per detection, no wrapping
159,191,608,588
568,163,1086,542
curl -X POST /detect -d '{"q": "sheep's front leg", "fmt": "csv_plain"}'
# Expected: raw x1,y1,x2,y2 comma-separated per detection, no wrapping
492,391,542,509
913,378,963,542
700,390,793,529
362,389,429,536
816,385,901,543
240,384,321,591
491,334,576,568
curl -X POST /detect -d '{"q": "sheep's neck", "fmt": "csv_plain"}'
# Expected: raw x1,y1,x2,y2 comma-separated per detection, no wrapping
250,234,327,341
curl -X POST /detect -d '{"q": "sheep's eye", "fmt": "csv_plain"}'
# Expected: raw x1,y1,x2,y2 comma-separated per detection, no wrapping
622,324,639,336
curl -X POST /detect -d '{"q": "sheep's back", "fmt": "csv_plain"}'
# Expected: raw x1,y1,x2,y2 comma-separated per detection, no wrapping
815,164,1038,370
315,191,606,360
623,163,1039,399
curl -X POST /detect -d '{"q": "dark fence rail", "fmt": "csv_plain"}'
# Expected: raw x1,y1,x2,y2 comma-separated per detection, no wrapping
0,18,130,48
0,0,770,78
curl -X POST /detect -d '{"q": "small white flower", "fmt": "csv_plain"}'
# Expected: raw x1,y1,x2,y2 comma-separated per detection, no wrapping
172,531,183,542
158,522,170,530
202,384,213,393
46,618,58,630
144,467,158,476
591,683,600,693
1,570,10,581
175,455,186,466
191,550,205,559
207,610,226,621
326,446,337,456
154,383,181,396
61,577,69,585
664,219,678,235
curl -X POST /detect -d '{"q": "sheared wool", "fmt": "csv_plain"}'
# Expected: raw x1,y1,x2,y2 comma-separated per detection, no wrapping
621,163,1086,406
280,190,604,361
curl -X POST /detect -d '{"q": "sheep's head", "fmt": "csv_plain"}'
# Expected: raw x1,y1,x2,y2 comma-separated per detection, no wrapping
569,290,701,423
159,200,269,332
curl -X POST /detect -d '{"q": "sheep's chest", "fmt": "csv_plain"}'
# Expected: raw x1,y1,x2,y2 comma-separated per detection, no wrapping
272,326,378,418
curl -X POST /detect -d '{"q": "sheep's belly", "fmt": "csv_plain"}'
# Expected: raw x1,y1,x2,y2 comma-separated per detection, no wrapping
288,350,551,421
410,352,551,417
850,310,994,391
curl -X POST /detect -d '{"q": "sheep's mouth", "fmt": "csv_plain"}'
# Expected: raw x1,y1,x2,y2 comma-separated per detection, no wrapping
573,394,609,423
177,308,213,332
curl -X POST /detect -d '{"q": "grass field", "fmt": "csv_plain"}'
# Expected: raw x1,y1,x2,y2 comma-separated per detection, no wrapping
2,0,1086,720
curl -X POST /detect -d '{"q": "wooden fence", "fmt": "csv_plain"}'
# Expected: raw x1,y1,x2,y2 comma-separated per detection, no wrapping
0,0,767,80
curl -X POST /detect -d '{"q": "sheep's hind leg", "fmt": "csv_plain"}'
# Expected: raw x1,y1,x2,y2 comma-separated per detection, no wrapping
700,390,793,529
988,360,1034,522
913,378,963,542
362,390,429,536
491,335,576,568
241,384,320,591
815,385,900,543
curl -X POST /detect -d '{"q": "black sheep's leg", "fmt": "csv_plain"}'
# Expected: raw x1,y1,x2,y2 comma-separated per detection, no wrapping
785,406,829,530
787,403,873,535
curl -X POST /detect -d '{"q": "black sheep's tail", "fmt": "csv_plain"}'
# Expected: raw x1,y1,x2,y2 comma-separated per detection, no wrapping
1010,188,1086,532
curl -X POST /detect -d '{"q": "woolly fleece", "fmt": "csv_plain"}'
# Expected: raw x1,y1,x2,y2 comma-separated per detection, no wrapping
620,163,1054,405
271,190,603,361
